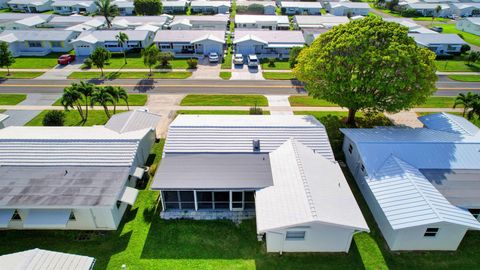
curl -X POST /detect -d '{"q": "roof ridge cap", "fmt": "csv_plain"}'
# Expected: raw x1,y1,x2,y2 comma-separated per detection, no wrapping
442,113,474,136
290,138,318,220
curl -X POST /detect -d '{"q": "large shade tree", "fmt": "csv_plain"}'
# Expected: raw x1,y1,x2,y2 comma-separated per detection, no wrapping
294,16,437,126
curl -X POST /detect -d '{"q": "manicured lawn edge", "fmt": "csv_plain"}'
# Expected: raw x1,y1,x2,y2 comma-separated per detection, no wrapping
67,71,192,79
289,96,458,108
260,59,291,70
219,71,231,80
262,72,296,80
25,110,126,126
0,93,27,105
177,110,270,115
447,74,480,82
0,72,44,79
180,94,268,106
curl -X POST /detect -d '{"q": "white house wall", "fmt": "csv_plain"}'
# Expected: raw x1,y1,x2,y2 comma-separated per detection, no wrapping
8,40,73,57
265,223,356,253
457,20,480,36
331,7,369,16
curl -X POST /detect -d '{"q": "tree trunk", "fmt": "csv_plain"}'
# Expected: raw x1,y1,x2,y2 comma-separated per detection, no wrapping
113,104,116,114
76,103,85,121
123,49,127,64
100,67,104,77
346,108,357,127
103,105,111,118
126,99,130,111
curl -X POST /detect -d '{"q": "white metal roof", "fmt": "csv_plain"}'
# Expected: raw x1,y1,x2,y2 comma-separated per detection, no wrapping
234,30,305,45
419,112,479,136
234,15,289,25
236,0,275,7
15,15,47,27
0,248,95,270
369,156,480,230
0,30,75,42
330,1,370,8
154,30,225,43
73,30,151,44
164,115,334,159
256,139,369,232
190,0,231,7
409,33,466,46
294,15,349,28
105,109,161,134
280,1,322,8
51,0,94,7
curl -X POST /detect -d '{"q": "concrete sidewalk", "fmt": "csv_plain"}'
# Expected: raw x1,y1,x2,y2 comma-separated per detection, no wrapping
2,93,60,126
266,95,293,115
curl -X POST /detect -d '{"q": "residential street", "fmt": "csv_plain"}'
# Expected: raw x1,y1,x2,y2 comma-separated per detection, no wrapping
0,78,478,96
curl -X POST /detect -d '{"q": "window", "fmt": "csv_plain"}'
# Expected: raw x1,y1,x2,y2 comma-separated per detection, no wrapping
197,191,213,209
69,211,76,221
214,192,229,209
469,209,480,219
179,191,195,209
348,144,353,154
244,191,255,209
160,44,172,49
51,41,63,48
12,210,21,220
285,231,306,240
28,41,42,48
424,228,439,237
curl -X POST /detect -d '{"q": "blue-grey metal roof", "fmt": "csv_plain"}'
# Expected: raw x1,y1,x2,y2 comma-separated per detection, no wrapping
409,33,466,46
369,156,480,230
419,112,479,136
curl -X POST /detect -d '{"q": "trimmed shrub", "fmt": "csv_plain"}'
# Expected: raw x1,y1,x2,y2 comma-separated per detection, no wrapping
187,58,198,69
82,58,93,69
249,107,263,115
42,110,65,126
267,58,276,67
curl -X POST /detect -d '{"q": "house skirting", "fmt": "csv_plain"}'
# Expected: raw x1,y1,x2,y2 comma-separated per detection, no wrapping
160,209,256,222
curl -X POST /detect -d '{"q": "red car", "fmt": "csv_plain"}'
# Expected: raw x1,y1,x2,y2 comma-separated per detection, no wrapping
57,54,76,65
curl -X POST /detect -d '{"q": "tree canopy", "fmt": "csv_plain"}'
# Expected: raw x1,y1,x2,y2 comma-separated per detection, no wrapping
0,42,15,75
95,0,119,28
294,16,437,125
90,47,111,76
134,0,162,15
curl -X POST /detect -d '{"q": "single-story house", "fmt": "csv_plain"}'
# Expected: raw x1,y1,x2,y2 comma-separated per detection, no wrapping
451,3,480,17
113,0,135,15
280,1,322,15
72,29,155,56
341,113,480,251
7,0,52,13
45,15,105,28
190,1,231,14
162,0,188,14
151,115,369,253
0,249,95,270
408,33,466,55
0,13,52,30
167,14,229,30
403,3,452,17
111,15,171,29
154,30,225,57
0,30,77,56
294,15,349,29
384,18,437,33
234,29,305,58
51,0,97,14
236,0,277,15
457,17,480,35
234,14,290,30
0,109,161,230
327,1,370,16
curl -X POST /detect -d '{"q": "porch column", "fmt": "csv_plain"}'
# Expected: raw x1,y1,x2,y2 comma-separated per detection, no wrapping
193,190,198,211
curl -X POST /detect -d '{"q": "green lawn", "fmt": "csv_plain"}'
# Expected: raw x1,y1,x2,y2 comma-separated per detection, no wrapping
434,23,480,47
289,96,457,108
0,109,5,113
25,110,124,126
221,52,232,69
435,59,480,72
53,94,147,107
68,71,192,79
177,110,270,115
104,53,189,69
260,59,291,70
447,75,480,82
0,93,26,105
262,72,296,80
0,72,43,79
219,71,231,80
10,53,66,69
413,17,450,23
180,94,269,106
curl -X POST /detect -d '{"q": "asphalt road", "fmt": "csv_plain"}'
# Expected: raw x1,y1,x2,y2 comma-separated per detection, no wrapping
0,78,479,96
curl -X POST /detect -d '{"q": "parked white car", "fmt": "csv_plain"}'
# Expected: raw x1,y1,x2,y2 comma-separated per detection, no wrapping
208,52,219,63
233,54,244,65
247,54,259,67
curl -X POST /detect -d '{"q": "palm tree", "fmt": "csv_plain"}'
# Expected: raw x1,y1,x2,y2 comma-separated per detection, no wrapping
95,0,119,28
453,92,478,118
104,85,119,114
467,98,480,120
76,81,95,120
116,32,129,65
116,87,129,111
432,5,442,26
91,87,115,118
60,86,85,121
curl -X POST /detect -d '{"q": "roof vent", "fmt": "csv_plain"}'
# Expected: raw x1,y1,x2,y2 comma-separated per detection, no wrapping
253,139,260,152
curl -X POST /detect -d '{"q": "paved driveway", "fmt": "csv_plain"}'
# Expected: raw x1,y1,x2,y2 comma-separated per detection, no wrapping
265,95,293,115
2,93,60,126
188,57,221,80
231,62,264,80
35,57,85,80
146,94,185,138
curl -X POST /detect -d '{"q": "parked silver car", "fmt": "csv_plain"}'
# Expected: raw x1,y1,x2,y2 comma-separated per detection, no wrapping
247,54,259,67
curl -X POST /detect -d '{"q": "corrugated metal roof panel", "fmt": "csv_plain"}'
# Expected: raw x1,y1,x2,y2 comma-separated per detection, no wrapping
0,248,95,270
368,156,480,230
418,112,479,136
105,109,161,134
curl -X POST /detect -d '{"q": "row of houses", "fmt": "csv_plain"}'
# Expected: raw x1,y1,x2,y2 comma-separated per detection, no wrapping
401,2,480,17
1,110,479,253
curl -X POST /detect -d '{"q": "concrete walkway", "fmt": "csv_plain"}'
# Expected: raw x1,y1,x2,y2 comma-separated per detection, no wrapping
188,58,221,80
145,94,185,138
384,111,424,128
2,93,60,126
266,95,293,115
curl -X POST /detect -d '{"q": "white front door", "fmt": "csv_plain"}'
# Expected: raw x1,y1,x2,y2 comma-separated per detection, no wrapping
231,191,244,211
